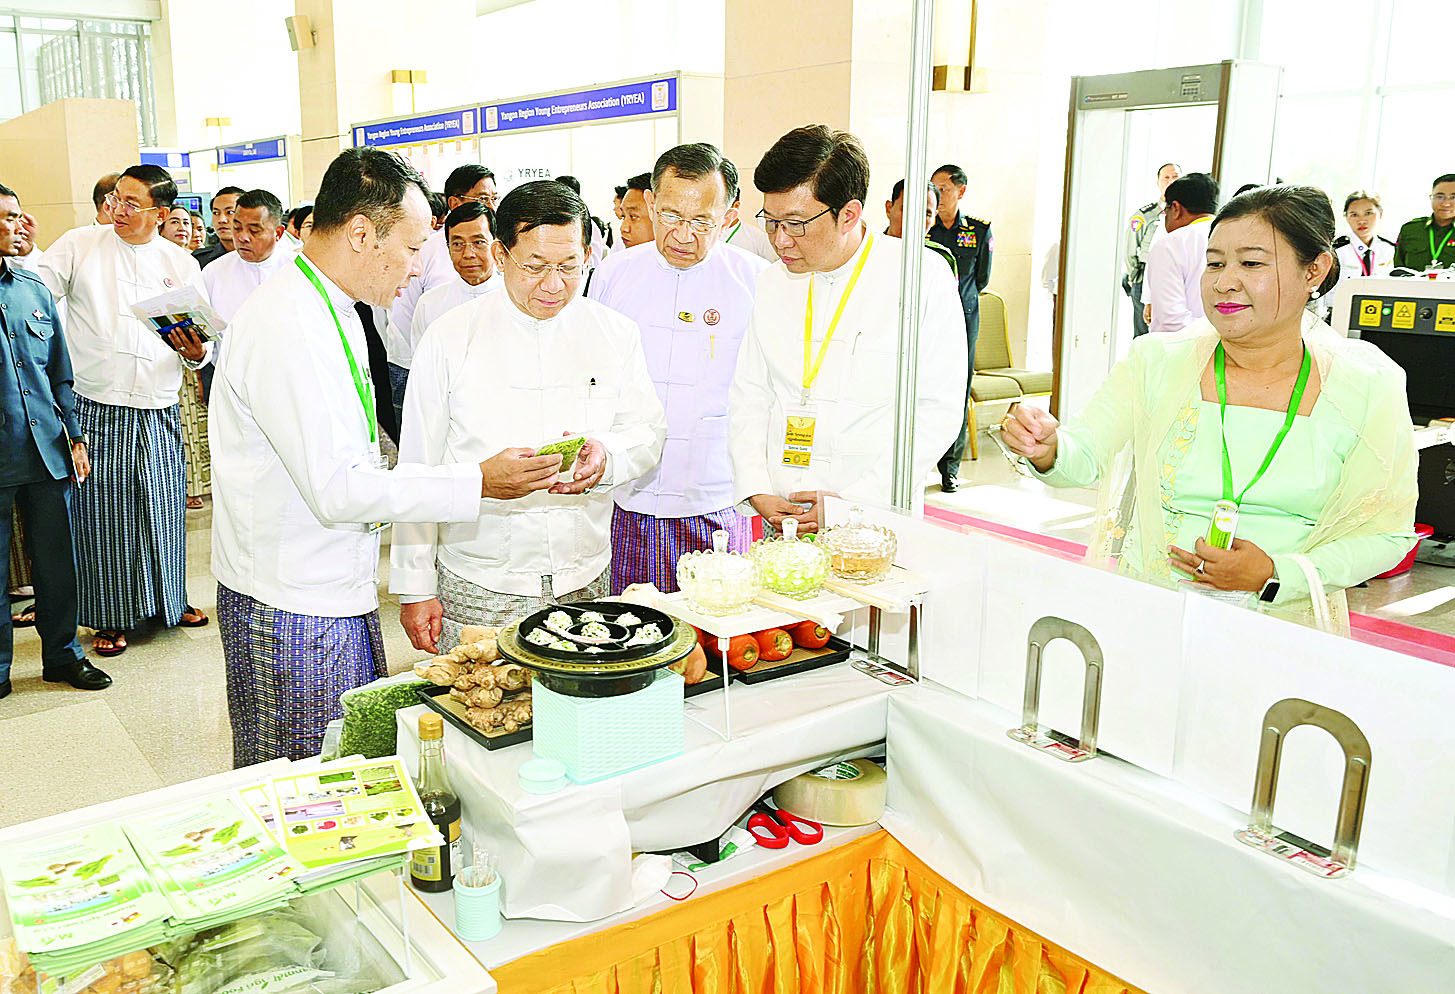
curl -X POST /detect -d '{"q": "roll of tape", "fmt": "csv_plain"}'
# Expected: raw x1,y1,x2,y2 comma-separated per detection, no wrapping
774,759,887,827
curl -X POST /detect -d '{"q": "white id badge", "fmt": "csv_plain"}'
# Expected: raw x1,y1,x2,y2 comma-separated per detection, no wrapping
367,443,388,534
781,404,818,469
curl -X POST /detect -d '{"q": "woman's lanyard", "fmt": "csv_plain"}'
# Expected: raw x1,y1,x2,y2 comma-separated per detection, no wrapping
1430,222,1455,266
1215,342,1311,507
295,255,377,444
802,231,874,404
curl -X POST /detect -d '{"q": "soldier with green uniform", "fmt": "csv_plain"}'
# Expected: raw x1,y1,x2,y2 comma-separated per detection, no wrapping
1392,173,1455,271
885,178,957,277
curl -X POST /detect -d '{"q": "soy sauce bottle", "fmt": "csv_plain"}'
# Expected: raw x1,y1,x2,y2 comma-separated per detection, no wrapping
410,714,462,892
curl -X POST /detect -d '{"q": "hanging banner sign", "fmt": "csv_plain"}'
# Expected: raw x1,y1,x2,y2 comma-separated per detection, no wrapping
219,139,287,165
355,109,478,149
480,76,677,134
140,151,190,169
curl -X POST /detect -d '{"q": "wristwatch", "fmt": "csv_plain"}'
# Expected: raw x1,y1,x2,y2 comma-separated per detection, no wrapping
1258,566,1281,604
69,433,88,446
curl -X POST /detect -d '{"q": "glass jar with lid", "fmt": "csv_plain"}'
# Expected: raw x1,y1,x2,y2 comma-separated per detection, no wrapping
819,506,897,582
676,529,760,615
750,517,832,600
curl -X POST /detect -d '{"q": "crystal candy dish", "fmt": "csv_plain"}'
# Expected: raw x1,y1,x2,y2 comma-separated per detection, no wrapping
676,529,760,615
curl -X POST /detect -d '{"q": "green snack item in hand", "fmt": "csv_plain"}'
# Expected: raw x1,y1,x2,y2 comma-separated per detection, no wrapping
338,672,430,759
535,434,588,475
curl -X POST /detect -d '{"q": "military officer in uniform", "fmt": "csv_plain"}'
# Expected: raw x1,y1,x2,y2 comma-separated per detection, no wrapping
1123,162,1180,339
1392,173,1455,272
928,164,991,492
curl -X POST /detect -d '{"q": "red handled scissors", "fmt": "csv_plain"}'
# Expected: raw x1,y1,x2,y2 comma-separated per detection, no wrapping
746,799,824,849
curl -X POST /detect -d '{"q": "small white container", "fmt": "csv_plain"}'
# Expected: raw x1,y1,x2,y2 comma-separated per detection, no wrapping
519,757,568,794
453,873,502,941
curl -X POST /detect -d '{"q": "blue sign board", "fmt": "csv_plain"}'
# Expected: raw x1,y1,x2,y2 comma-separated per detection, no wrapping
480,77,676,134
175,194,203,214
355,109,477,148
140,151,190,169
219,139,287,165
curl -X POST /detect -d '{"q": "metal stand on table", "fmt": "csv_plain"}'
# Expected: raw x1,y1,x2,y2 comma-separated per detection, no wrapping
1006,616,1104,762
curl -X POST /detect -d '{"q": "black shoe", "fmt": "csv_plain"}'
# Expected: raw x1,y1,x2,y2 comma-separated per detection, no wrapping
941,475,960,493
0,678,11,699
42,659,112,690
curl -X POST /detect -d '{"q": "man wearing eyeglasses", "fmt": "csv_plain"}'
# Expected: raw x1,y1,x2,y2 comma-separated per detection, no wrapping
728,126,966,530
406,201,501,366
587,143,768,593
391,180,665,648
36,164,214,659
1392,173,1455,271
386,164,498,430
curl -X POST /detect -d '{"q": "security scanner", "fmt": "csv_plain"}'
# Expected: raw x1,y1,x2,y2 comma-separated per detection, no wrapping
1053,61,1282,418
1332,274,1455,560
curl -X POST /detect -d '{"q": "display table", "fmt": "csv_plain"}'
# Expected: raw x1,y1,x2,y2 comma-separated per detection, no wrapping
882,681,1455,994
445,828,1144,994
396,665,896,921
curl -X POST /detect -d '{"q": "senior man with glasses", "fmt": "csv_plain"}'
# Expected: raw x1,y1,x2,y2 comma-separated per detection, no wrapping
37,164,214,658
587,143,768,593
391,180,665,651
728,126,966,531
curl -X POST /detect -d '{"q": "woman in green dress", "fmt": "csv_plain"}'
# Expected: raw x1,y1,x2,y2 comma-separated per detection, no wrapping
1002,185,1418,632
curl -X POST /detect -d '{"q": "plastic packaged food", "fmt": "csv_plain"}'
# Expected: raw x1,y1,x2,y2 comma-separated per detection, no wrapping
750,518,831,600
819,506,898,582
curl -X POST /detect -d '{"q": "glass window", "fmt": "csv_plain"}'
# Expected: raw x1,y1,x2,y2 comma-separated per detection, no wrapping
1371,91,1455,232
0,29,18,121
1260,0,1378,95
1270,94,1366,206
1383,3,1455,87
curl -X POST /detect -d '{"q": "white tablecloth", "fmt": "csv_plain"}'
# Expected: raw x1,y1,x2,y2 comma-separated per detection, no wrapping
397,666,894,921
883,682,1455,994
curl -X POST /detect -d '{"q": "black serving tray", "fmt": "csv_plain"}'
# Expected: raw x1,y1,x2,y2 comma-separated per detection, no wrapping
728,636,853,685
417,685,531,750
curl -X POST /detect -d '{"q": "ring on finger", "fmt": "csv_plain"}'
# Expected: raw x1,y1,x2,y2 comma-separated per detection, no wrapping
1195,559,1206,574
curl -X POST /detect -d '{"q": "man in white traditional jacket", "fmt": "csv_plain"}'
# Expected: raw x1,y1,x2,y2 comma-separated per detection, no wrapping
209,148,501,767
1145,171,1218,335
728,126,966,531
392,180,666,652
37,164,214,658
588,143,767,593
202,188,296,323
385,164,498,424
406,201,500,362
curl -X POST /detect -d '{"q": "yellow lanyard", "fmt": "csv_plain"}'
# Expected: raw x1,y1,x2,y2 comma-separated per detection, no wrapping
802,231,874,403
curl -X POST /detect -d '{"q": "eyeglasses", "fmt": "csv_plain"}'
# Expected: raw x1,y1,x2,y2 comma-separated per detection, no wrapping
503,245,586,280
756,207,833,238
460,193,499,209
1432,194,1455,204
105,193,159,219
654,209,720,236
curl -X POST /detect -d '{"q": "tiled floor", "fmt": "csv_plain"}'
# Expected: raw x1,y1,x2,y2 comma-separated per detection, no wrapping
4,437,1452,828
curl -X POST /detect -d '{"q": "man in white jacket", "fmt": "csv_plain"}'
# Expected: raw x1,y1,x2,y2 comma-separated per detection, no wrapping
728,126,966,529
37,164,213,657
1145,172,1219,335
391,181,666,652
209,148,502,767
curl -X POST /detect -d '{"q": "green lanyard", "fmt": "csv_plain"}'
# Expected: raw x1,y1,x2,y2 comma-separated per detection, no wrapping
1429,221,1455,266
1215,342,1311,507
295,255,377,443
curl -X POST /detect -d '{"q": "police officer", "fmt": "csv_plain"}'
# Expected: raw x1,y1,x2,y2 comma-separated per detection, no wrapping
1124,162,1180,338
1392,173,1455,271
0,182,110,699
928,164,991,492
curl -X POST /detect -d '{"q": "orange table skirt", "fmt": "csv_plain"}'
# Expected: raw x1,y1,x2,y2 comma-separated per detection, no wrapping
492,829,1145,994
